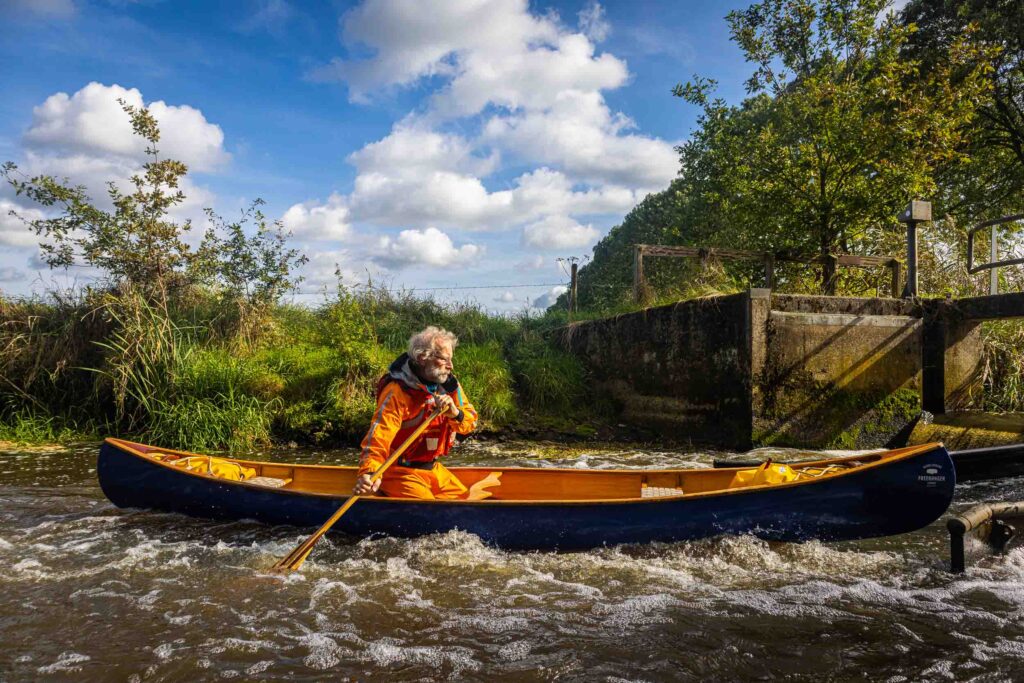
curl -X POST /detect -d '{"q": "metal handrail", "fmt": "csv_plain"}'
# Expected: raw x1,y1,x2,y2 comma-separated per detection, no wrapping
967,214,1024,295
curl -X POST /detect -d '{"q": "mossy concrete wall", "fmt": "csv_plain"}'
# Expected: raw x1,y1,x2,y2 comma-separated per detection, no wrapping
562,291,984,449
753,308,922,448
559,292,753,448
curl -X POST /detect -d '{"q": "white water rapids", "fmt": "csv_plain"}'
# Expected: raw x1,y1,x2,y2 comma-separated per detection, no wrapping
2,442,1024,681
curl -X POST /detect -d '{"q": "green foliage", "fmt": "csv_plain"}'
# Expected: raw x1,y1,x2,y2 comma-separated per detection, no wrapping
508,333,587,414
145,393,274,454
982,321,1024,413
901,0,1024,220
678,0,990,293
196,201,309,346
255,343,368,442
2,100,197,303
0,407,93,445
2,101,307,339
453,342,517,425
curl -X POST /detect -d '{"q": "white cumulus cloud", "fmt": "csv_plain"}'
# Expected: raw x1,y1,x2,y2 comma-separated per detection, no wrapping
317,0,558,98
483,90,678,188
522,215,600,250
25,82,229,172
342,129,638,232
374,226,482,268
348,122,498,177
0,200,46,247
281,193,351,240
430,32,628,117
2,83,228,257
532,285,567,309
295,0,680,281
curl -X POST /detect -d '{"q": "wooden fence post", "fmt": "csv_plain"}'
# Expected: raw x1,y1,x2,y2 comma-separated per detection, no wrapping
889,260,901,298
763,253,775,289
900,200,931,298
569,261,578,318
633,245,646,304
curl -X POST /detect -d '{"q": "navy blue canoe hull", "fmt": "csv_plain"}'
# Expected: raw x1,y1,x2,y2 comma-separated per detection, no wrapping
97,441,955,551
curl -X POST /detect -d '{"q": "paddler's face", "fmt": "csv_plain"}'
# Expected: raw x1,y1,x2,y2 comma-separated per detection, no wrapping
422,343,454,383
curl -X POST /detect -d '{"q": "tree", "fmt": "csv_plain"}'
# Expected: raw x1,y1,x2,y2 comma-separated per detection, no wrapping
3,100,308,323
901,0,1024,220
673,0,992,293
3,100,197,305
198,201,308,343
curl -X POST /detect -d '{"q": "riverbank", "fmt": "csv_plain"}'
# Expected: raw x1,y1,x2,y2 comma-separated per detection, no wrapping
0,287,616,452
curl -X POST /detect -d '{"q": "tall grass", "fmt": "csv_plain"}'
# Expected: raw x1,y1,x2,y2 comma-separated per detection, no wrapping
982,320,1024,413
507,333,587,414
0,281,608,448
455,342,517,425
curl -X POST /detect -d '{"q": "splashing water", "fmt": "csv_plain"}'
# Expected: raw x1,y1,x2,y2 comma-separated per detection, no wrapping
2,441,1024,681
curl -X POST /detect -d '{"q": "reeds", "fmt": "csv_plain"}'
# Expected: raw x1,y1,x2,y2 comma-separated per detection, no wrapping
982,320,1024,413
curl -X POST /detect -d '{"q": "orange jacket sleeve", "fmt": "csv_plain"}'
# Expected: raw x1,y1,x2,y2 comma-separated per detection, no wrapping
358,382,405,477
451,381,478,436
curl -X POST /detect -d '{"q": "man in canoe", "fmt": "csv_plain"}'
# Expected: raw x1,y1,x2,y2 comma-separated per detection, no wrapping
353,326,478,499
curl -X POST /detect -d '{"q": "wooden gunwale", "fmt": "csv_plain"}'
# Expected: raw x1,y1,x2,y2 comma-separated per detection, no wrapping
102,438,944,507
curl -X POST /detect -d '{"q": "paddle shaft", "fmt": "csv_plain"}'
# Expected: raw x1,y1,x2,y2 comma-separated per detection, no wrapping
272,406,445,572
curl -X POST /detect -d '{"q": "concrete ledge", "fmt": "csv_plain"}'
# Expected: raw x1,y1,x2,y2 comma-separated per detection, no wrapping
771,311,918,328
909,412,1024,450
771,294,919,317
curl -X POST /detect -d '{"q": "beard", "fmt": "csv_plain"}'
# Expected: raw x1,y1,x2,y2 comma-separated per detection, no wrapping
416,362,450,384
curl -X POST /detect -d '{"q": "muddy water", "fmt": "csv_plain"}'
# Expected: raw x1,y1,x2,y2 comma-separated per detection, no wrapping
2,441,1024,682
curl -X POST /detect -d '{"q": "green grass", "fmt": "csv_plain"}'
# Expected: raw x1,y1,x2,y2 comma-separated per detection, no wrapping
0,408,95,445
454,342,517,426
145,392,276,453
0,284,602,449
508,333,588,414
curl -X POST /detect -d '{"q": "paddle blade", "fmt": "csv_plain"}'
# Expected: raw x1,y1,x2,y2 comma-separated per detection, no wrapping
271,544,315,573
269,495,359,572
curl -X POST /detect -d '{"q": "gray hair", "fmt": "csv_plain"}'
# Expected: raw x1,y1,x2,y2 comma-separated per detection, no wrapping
408,326,458,362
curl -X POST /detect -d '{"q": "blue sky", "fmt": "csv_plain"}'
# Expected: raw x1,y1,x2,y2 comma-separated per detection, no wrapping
0,0,757,311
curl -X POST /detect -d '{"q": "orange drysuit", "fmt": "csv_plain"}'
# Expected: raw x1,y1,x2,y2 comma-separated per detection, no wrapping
358,353,478,499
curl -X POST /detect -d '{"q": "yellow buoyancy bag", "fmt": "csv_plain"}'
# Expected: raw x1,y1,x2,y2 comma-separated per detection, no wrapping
152,453,256,481
729,460,800,489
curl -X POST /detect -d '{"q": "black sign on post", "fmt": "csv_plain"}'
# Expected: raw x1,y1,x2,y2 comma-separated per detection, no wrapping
899,200,931,298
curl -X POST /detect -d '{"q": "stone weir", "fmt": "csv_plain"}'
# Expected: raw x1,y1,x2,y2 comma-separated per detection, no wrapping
557,290,985,450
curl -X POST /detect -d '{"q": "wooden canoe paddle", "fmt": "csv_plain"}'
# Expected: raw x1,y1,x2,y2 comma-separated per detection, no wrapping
271,406,444,573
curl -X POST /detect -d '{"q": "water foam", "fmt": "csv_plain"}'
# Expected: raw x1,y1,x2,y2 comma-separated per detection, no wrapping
37,651,90,674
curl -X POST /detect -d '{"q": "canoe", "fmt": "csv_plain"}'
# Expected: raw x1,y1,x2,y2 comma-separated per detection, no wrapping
97,439,955,551
714,442,1024,483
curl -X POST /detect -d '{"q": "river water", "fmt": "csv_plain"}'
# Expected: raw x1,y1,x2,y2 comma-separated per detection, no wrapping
2,440,1024,682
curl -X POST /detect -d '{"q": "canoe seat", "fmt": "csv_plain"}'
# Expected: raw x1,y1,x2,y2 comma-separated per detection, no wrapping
641,486,684,498
248,476,292,488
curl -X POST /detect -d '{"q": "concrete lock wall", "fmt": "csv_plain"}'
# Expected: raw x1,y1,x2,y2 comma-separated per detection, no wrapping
753,304,922,448
558,293,753,448
559,290,983,449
